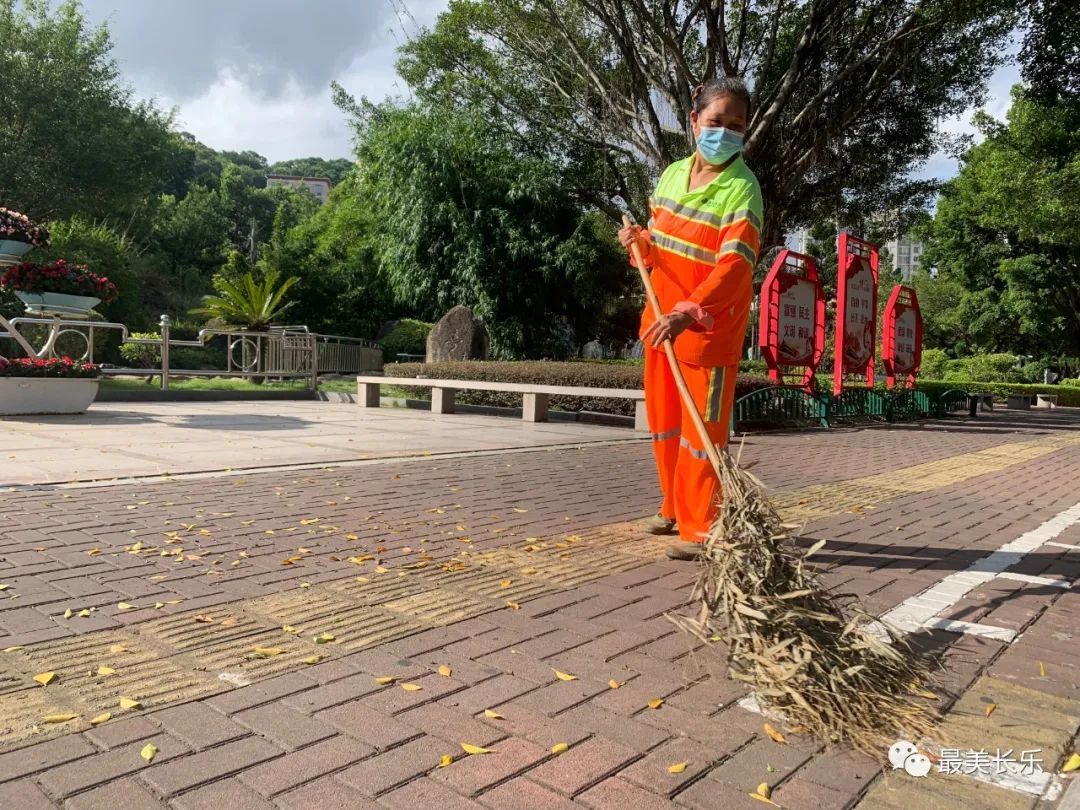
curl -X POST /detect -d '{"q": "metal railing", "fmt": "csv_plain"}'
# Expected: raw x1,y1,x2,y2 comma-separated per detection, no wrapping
0,314,382,391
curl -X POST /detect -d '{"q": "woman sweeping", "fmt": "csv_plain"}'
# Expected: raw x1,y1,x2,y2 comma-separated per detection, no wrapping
618,76,763,560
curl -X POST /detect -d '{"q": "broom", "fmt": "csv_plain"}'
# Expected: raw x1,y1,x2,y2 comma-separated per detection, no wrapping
624,217,938,757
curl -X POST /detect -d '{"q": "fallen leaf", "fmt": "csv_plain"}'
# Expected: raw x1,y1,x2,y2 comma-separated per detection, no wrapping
299,582,312,589
1039,661,1046,678
303,655,323,665
282,625,301,635
647,698,664,709
33,672,57,686
763,723,787,744
756,783,771,798
374,676,395,685
314,632,335,644
513,508,529,513
461,743,493,755
608,679,623,689
252,647,284,658
668,762,688,774
551,743,569,754
43,713,78,724
766,764,776,773
2,646,24,652
63,608,72,619
140,743,158,763
483,709,504,719
110,644,128,654
116,602,135,611
220,616,238,627
499,579,512,588
154,602,165,609
1062,753,1080,773
506,601,521,610
78,609,92,618
90,712,112,725
437,665,452,677
438,754,454,768
193,615,215,624
401,683,423,692
97,666,116,677
749,791,780,806
553,670,577,682
985,702,997,718
119,697,142,710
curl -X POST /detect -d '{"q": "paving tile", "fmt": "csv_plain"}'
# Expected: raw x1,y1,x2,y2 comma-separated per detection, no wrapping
336,735,448,797
576,777,677,810
83,716,160,751
169,778,276,810
151,702,247,749
617,737,717,796
313,702,418,751
282,673,389,714
398,702,506,747
379,777,486,809
272,776,380,810
36,736,188,798
237,735,370,797
139,736,282,796
479,777,580,810
527,737,638,796
430,736,549,797
771,777,854,809
474,702,591,750
0,734,97,782
234,702,335,751
0,779,57,810
64,777,165,809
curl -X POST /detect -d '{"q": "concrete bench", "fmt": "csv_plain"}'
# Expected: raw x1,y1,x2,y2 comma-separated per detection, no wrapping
1036,393,1059,409
1006,393,1033,410
968,392,994,416
356,375,648,431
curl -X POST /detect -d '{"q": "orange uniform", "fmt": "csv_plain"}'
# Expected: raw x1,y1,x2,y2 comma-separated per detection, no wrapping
636,154,763,541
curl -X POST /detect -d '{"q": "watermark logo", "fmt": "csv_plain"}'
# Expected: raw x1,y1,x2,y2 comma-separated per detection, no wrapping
890,742,1044,778
889,741,931,776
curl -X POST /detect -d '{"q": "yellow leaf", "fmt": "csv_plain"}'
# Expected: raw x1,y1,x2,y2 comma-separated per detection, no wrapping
401,683,423,692
1062,753,1080,773
551,743,569,754
241,520,256,526
668,762,688,774
349,555,374,564
647,698,664,710
220,616,238,627
88,548,101,555
43,713,78,724
110,644,128,654
375,566,390,574
140,743,158,763
749,792,780,807
117,602,135,611
97,666,116,677
437,665,452,677
301,518,320,525
265,529,275,535
506,601,521,610
78,609,92,618
461,743,493,755
303,656,323,665
608,679,623,689
483,709,504,719
2,646,24,652
63,608,72,619
253,647,285,658
1039,661,1046,678
154,602,165,609
513,508,529,513
314,632,335,644
985,702,997,718
299,582,312,589
282,625,301,635
499,579,512,588
33,672,57,686
193,614,215,624
438,754,454,768
756,783,771,798
119,697,142,710
345,534,359,541
553,670,578,682
763,723,787,744
375,676,395,685
90,712,112,726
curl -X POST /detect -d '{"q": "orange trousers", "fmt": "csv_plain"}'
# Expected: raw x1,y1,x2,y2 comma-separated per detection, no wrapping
645,346,737,542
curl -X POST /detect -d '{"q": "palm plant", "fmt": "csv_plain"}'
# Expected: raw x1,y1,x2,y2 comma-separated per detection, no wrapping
193,268,299,330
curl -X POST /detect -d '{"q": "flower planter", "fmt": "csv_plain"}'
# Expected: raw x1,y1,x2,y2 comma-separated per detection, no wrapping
15,291,101,318
0,240,34,266
0,378,99,416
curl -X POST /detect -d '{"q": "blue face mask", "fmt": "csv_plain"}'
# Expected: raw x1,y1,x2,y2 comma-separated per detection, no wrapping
696,126,743,165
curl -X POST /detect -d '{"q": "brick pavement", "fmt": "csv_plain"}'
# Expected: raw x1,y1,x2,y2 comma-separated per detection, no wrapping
1,408,1080,807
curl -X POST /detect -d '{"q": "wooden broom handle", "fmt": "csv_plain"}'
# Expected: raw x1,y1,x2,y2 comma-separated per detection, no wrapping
624,215,724,476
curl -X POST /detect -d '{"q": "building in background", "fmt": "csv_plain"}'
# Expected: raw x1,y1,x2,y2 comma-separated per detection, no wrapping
784,228,811,254
886,234,925,281
265,174,332,204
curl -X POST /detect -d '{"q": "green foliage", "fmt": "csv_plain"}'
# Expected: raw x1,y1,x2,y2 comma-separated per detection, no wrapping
268,157,354,186
922,88,1080,357
0,0,174,221
940,353,1024,383
379,319,432,359
346,101,633,358
919,348,949,380
192,268,299,330
118,332,159,368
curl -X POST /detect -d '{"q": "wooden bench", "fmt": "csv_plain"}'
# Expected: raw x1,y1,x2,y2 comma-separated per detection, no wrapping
1036,393,1059,409
356,375,648,431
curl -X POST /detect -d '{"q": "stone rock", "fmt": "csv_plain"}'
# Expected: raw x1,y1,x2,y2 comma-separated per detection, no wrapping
426,305,489,362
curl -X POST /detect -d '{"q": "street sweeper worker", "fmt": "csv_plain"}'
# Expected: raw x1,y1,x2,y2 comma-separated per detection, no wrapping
618,76,763,560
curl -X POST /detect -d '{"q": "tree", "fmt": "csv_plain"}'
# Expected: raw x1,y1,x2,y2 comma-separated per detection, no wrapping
921,87,1080,356
1020,0,1080,104
268,157,355,186
192,268,299,331
342,99,633,358
396,0,1018,246
0,0,174,221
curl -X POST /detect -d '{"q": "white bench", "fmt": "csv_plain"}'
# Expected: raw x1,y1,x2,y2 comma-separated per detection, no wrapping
1036,393,1058,409
356,375,648,431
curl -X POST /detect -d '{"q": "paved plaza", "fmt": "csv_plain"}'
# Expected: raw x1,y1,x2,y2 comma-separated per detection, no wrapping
1,402,1080,808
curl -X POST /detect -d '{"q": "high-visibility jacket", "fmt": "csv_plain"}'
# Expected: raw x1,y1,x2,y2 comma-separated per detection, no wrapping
638,154,763,368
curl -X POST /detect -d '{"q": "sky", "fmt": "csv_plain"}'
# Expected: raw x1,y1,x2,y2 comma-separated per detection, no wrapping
80,0,1021,180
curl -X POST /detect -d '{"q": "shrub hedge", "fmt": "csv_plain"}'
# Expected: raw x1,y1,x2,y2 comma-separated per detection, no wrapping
383,361,775,416
379,319,432,360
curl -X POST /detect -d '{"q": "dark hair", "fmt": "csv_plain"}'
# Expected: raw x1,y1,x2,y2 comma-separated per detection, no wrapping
692,76,752,118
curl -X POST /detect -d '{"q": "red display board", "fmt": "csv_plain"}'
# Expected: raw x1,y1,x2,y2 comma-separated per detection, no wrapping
882,284,923,389
759,249,826,392
833,232,880,396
